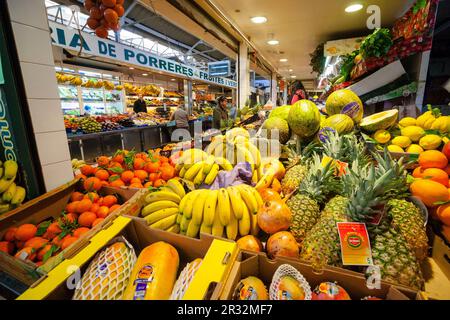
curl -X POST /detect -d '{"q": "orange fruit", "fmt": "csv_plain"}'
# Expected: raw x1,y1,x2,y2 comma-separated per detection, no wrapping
153,179,165,188
133,158,146,170
90,203,100,214
0,241,14,255
271,178,282,193
412,166,425,178
24,237,48,250
3,227,17,242
15,247,36,261
95,169,110,181
418,150,448,169
80,165,95,176
84,192,100,203
107,162,124,175
110,179,125,188
121,170,134,183
97,206,110,218
144,161,160,173
15,224,37,242
70,191,84,202
134,170,148,181
73,227,90,238
144,181,153,188
97,156,110,167
62,213,78,224
92,218,104,227
47,222,62,235
149,173,159,182
423,168,449,187
15,241,25,250
61,236,78,250
160,166,175,181
410,179,449,207
129,182,144,188
66,201,79,213
37,244,54,261
103,195,118,207
112,153,124,164
444,165,450,175
437,204,450,226
83,177,102,192
159,156,169,163
76,198,93,213
129,177,141,185
52,236,63,247
78,212,97,228
109,204,121,213
74,173,87,181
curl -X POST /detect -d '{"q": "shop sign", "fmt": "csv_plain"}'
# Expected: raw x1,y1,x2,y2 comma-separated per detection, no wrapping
0,89,17,161
48,21,237,89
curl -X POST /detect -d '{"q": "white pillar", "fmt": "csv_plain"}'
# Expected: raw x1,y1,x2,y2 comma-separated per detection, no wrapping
7,0,73,191
183,79,193,114
283,81,288,105
271,74,277,107
238,42,250,108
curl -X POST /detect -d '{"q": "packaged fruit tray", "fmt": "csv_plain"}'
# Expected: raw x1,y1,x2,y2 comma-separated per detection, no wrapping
0,179,144,287
220,251,422,300
17,216,238,300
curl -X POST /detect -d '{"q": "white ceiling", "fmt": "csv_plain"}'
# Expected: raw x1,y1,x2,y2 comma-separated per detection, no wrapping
211,0,415,80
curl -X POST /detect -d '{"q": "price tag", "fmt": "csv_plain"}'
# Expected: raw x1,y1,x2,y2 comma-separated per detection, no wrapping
337,222,373,266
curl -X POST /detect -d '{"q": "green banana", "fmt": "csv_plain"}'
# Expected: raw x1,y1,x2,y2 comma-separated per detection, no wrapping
11,186,26,205
3,160,18,179
0,204,11,214
0,175,16,194
2,182,16,202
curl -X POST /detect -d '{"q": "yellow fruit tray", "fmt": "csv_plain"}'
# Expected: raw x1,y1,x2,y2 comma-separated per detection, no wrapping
17,216,238,300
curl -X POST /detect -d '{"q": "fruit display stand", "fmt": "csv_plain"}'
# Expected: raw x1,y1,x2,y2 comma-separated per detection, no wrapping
220,251,422,300
0,179,143,287
17,216,238,300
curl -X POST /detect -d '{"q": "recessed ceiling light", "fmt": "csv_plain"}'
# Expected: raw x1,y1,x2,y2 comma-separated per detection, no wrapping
345,4,363,12
129,67,134,70
171,79,176,81
251,16,267,24
291,75,297,78
280,58,288,62
267,39,279,45
142,73,148,76
289,69,293,72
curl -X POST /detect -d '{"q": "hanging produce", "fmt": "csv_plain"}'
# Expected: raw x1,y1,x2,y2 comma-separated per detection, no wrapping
83,0,125,39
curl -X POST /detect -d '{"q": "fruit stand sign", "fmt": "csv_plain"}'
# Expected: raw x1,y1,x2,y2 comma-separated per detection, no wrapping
337,222,373,266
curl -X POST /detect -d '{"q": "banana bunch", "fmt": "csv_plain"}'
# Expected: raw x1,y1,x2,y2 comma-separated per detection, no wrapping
176,148,233,187
71,158,86,170
176,183,262,240
140,178,186,233
0,160,26,214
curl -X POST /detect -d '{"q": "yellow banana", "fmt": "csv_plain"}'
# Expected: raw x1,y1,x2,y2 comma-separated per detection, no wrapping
178,193,189,213
227,186,244,220
2,182,16,203
250,212,259,236
192,190,209,225
182,190,202,219
166,224,180,234
179,165,187,178
145,207,179,225
226,206,238,240
149,213,177,230
0,204,11,214
214,157,233,171
175,163,184,172
203,155,216,175
0,168,3,179
166,179,186,199
252,170,259,184
0,176,16,194
236,184,258,214
178,148,208,165
204,164,219,185
186,219,201,238
193,163,206,186
3,160,18,179
200,222,212,235
246,142,262,168
238,204,251,236
205,135,225,154
236,145,255,171
255,170,275,190
248,186,263,209
145,190,181,204
203,189,218,226
176,212,183,224
180,214,191,232
141,200,178,217
217,188,231,226
184,161,204,181
212,206,224,238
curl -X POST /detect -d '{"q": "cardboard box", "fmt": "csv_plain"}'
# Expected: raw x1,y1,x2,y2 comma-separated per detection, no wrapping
0,179,143,287
17,216,237,300
220,252,420,300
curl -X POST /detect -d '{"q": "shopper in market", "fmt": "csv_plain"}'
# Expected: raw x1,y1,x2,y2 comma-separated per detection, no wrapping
133,94,148,114
289,81,308,105
169,104,190,131
213,96,229,129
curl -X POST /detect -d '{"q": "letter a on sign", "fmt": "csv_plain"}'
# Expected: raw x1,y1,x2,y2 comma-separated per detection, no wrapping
366,5,381,30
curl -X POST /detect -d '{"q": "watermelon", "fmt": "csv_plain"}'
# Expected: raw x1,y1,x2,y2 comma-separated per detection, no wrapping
325,89,364,123
287,100,321,139
269,105,291,122
321,114,354,134
359,109,398,132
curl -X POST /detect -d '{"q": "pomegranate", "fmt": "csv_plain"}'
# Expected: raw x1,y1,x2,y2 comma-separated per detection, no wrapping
266,231,299,259
257,200,292,234
258,188,282,202
236,235,263,252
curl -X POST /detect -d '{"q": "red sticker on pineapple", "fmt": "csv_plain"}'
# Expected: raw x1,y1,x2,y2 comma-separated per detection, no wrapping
341,102,361,119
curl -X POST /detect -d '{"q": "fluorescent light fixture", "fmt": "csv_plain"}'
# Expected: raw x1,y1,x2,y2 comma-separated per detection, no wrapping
267,39,279,45
289,69,293,72
129,67,134,70
171,79,176,81
345,4,363,12
251,16,267,24
291,75,297,78
279,58,288,62
142,73,148,76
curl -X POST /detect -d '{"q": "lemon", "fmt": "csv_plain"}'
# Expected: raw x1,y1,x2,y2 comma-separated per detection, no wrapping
391,136,411,148
387,145,404,153
373,130,391,144
399,117,417,127
430,116,450,134
416,112,434,128
401,126,425,142
419,134,442,150
406,144,424,154
443,137,450,144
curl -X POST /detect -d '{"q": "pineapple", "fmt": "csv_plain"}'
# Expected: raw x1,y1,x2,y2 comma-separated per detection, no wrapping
387,199,428,261
280,144,307,195
287,155,339,243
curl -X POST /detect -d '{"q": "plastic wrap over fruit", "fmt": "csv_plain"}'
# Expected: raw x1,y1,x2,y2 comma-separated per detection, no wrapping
269,264,312,300
206,162,253,189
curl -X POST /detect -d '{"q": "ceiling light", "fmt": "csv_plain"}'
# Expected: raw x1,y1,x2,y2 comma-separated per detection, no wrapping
142,73,148,76
291,75,297,78
171,79,176,81
345,4,363,12
267,39,279,45
280,58,288,62
289,69,293,72
251,16,267,24
129,67,134,70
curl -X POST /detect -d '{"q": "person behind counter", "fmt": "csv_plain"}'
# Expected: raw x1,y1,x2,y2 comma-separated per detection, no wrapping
213,96,229,130
169,105,190,130
133,94,148,113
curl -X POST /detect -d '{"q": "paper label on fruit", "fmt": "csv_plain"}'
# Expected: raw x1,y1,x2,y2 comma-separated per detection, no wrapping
133,264,154,300
337,222,373,266
341,102,361,119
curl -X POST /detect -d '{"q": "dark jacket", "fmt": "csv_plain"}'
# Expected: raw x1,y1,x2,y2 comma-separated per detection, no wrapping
133,99,147,113
213,105,229,129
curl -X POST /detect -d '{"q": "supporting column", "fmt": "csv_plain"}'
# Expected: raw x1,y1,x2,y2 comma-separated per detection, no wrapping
7,0,73,191
183,79,193,114
283,81,288,105
238,42,250,108
271,74,277,107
